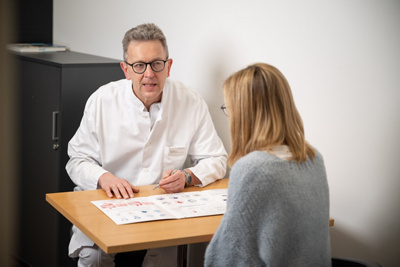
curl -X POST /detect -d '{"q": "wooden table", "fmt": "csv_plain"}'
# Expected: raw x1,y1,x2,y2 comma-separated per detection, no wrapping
46,178,334,255
46,178,229,254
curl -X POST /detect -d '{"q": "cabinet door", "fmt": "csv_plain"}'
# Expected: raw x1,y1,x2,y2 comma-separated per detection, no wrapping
16,53,124,267
18,59,61,266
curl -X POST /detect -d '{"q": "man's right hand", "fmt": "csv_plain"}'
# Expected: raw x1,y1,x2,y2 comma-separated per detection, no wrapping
98,172,139,199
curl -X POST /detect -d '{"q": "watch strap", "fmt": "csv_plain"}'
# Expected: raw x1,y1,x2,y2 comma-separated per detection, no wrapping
182,169,192,187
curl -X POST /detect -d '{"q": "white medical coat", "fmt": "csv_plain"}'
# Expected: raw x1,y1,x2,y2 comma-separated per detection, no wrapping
66,78,227,255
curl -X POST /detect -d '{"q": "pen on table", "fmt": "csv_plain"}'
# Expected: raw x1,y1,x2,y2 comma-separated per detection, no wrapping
153,169,178,190
152,183,161,190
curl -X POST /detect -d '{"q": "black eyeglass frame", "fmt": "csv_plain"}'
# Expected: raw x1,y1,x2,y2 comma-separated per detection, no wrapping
125,59,169,74
221,104,229,117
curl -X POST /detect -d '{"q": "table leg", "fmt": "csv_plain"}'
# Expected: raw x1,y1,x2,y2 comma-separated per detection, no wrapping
177,245,187,267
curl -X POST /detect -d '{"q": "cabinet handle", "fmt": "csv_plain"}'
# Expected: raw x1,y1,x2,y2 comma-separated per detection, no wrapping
52,111,59,150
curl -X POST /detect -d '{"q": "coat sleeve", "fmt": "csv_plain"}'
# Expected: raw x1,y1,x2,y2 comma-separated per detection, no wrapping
186,97,227,186
66,93,108,191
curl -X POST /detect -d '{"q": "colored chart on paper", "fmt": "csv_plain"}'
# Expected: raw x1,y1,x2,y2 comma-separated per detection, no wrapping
91,189,228,225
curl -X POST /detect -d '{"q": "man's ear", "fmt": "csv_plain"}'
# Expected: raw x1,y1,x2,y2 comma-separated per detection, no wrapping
166,58,173,77
120,62,131,80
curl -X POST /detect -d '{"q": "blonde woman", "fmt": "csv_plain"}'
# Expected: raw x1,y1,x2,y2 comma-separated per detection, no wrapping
205,63,330,266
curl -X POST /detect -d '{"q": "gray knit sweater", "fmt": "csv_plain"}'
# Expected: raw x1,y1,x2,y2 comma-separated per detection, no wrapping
204,150,330,266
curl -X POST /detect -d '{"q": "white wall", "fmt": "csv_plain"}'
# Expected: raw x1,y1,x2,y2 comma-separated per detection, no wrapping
54,1,400,266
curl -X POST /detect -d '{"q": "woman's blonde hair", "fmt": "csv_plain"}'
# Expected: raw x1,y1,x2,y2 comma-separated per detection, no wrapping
224,63,315,166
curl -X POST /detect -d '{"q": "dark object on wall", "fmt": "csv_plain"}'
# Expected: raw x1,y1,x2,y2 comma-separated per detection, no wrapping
332,257,381,267
14,0,53,43
13,51,124,267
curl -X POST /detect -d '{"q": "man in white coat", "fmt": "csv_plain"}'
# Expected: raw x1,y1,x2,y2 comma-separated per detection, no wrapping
66,23,227,266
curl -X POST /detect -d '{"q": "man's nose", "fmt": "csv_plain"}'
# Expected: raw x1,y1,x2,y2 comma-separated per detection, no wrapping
144,63,155,77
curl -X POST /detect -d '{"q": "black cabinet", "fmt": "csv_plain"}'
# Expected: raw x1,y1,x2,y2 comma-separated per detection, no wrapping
14,51,124,266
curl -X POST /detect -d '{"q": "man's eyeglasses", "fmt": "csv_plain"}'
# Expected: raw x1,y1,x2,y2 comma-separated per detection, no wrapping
125,59,168,74
221,104,229,117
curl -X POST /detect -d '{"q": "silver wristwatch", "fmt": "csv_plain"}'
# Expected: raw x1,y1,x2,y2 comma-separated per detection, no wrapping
181,169,192,187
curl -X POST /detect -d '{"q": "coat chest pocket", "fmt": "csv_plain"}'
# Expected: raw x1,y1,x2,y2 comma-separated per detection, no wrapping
163,146,188,170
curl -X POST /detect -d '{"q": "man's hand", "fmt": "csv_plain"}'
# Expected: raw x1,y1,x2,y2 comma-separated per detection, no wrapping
98,172,139,199
159,169,186,193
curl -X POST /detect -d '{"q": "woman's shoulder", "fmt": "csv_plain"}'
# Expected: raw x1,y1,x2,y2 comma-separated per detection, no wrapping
230,151,280,180
234,151,280,169
227,152,283,196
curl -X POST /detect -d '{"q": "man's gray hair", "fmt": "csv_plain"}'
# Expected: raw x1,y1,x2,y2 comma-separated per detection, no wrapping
122,23,169,61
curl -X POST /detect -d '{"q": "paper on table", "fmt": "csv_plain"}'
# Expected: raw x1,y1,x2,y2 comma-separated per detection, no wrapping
91,188,228,225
